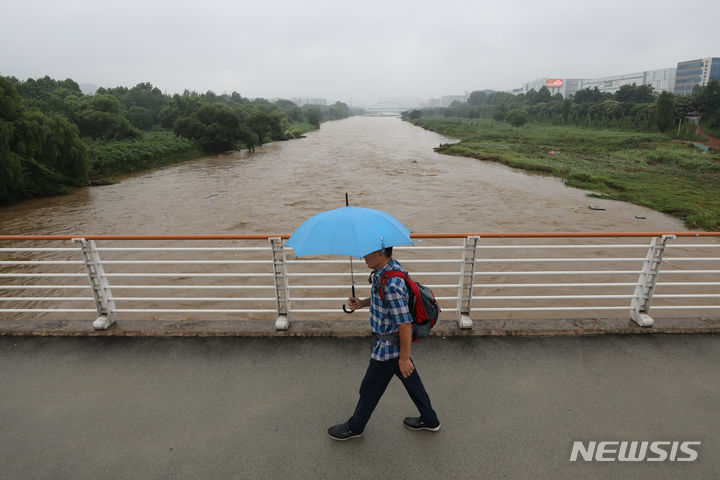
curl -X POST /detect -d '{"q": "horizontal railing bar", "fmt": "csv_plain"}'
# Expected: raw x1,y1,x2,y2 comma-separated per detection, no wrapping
111,285,276,290
2,244,715,252
0,297,93,301
395,246,462,251
657,282,720,286
652,306,720,310
2,232,720,242
97,247,271,252
477,306,630,311
474,258,645,263
0,273,86,277
0,248,77,252
289,296,458,302
473,245,652,249
474,270,640,275
474,283,638,288
289,285,371,290
0,261,84,265
287,272,460,277
663,258,720,262
105,273,274,277
654,294,720,298
287,259,461,264
0,309,96,313
114,309,277,313
670,244,720,248
474,295,633,300
113,297,275,302
101,260,273,265
653,270,720,274
0,285,90,290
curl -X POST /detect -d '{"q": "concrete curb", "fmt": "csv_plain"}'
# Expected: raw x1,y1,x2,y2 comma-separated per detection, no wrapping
1,317,719,337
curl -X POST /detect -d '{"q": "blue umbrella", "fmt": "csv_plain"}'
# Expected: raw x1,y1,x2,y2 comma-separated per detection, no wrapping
286,206,412,258
286,198,412,313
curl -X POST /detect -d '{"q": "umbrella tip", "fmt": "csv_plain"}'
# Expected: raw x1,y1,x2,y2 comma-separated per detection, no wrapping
345,192,349,207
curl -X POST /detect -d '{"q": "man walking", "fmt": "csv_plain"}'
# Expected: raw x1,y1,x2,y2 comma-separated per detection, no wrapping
328,247,440,440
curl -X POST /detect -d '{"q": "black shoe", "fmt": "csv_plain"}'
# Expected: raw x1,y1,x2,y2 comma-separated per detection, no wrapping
403,417,441,432
328,422,363,441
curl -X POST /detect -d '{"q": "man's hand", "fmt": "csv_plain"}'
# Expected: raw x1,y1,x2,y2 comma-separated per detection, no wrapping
399,357,415,379
398,323,414,378
347,297,369,310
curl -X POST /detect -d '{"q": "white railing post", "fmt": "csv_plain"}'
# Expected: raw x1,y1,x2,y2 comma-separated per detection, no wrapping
73,238,117,329
630,234,675,326
269,237,290,330
457,236,479,329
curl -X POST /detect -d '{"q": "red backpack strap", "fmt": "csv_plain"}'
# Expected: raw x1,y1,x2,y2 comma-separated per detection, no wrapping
378,271,428,321
378,270,409,302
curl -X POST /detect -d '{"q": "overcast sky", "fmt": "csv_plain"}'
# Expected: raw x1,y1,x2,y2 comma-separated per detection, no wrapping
2,0,718,107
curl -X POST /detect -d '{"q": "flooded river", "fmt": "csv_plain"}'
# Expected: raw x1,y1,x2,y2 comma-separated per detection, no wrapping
0,116,688,235
3,116,715,323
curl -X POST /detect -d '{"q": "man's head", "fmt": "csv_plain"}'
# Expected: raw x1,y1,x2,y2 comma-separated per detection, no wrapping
363,247,392,270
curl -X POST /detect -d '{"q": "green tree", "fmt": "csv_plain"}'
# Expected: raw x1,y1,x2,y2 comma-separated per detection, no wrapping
694,80,720,130
246,109,282,144
0,76,25,202
127,106,154,130
1,76,88,203
305,107,322,128
615,84,655,104
468,90,488,106
655,91,675,134
573,87,606,104
77,94,139,140
174,104,241,152
505,109,528,127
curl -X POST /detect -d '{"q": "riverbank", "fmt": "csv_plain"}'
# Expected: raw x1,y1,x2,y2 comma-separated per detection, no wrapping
88,122,319,182
87,123,319,183
409,117,720,231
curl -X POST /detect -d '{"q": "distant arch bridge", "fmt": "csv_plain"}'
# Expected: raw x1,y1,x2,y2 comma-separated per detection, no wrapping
365,101,410,116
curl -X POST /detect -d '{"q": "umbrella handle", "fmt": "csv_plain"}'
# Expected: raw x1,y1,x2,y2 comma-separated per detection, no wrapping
342,304,355,314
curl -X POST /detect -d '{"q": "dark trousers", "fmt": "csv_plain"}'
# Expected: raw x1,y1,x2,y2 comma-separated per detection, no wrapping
348,357,438,433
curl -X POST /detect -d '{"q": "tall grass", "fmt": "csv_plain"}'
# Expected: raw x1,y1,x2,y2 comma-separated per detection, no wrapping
86,131,202,180
413,118,720,231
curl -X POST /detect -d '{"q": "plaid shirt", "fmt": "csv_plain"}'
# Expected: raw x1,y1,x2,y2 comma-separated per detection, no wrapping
368,258,413,361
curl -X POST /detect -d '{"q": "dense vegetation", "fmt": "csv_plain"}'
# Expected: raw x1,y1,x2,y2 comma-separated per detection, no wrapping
409,81,720,138
1,75,358,205
402,81,720,230
405,117,720,230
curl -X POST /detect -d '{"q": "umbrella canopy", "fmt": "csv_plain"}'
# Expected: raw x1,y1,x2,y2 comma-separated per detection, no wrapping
286,206,412,258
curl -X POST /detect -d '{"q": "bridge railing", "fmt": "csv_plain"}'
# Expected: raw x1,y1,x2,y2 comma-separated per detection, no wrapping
1,233,719,331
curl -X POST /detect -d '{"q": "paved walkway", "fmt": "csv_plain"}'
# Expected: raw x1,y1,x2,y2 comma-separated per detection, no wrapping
1,334,718,479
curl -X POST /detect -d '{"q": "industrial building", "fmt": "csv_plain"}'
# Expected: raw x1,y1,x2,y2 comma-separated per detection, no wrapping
579,68,676,95
521,78,583,98
674,58,720,95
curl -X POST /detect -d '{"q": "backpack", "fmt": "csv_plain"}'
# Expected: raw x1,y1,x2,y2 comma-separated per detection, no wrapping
378,270,440,341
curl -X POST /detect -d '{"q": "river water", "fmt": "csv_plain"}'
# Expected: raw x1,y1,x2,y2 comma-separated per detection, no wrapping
0,116,688,235
3,116,715,322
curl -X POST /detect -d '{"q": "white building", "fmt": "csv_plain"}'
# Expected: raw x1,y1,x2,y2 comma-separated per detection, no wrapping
290,98,327,107
522,78,583,99
579,68,676,95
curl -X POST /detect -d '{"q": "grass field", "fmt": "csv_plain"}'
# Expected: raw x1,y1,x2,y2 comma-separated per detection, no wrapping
411,117,720,231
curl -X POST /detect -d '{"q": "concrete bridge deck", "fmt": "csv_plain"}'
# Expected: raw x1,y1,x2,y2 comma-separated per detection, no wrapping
1,333,718,479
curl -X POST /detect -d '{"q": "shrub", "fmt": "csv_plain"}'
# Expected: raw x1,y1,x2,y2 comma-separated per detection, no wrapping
505,109,528,127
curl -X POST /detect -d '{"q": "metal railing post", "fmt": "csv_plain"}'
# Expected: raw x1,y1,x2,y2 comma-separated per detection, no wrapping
73,238,117,329
630,234,675,326
457,236,479,329
269,237,290,330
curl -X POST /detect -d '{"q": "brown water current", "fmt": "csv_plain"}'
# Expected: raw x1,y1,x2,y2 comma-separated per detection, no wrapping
0,116,688,235
3,116,717,323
